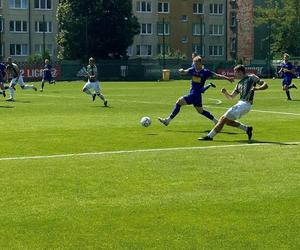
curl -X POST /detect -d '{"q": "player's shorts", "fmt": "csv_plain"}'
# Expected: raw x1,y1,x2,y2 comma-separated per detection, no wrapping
282,78,292,86
10,76,25,86
183,93,202,107
224,100,251,120
83,80,101,92
43,74,53,82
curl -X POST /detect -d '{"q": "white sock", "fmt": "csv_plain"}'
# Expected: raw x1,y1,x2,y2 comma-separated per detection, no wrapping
239,124,248,132
97,93,106,102
9,87,14,98
208,129,217,138
84,89,92,95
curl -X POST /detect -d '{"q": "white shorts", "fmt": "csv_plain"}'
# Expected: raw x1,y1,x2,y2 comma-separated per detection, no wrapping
10,75,25,86
224,101,251,120
83,81,101,92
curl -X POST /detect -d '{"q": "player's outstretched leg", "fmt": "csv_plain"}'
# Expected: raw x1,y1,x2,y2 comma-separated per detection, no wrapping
22,85,37,91
40,80,45,92
158,97,185,126
195,106,218,124
96,92,108,107
7,85,15,101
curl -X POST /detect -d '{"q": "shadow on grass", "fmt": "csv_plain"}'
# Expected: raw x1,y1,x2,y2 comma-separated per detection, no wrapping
170,130,240,135
0,105,14,109
14,100,31,103
236,139,299,146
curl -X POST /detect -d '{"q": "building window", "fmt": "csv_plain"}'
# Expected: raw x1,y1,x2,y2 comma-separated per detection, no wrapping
127,46,133,56
136,45,152,56
158,2,169,13
181,15,188,22
192,23,204,36
136,1,152,13
10,44,28,56
193,3,204,14
209,24,223,36
209,4,223,15
0,0,2,8
230,38,236,52
158,44,171,54
0,44,3,56
209,45,223,56
157,22,170,35
0,19,3,32
192,44,205,56
140,23,152,35
181,36,188,44
35,21,52,33
9,21,28,33
34,44,53,55
231,12,237,27
9,0,28,9
34,0,52,9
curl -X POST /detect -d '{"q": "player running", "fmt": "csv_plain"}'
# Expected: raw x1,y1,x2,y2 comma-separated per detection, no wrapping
5,57,37,101
199,65,268,141
82,57,108,107
158,56,234,126
40,59,55,92
0,62,7,97
278,53,297,100
191,52,216,93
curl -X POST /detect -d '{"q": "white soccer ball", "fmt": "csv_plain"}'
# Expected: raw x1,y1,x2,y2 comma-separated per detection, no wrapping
140,117,151,127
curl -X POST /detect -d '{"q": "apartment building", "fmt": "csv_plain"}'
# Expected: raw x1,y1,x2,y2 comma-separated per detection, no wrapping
227,0,254,64
130,0,254,63
0,0,59,62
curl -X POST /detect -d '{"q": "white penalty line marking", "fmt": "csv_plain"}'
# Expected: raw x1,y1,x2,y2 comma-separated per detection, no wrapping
0,142,300,162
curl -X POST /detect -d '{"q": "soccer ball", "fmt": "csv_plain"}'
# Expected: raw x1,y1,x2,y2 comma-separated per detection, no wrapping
140,117,151,127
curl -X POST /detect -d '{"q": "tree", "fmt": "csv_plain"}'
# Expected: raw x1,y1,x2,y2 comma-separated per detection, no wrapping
57,0,139,60
256,0,300,58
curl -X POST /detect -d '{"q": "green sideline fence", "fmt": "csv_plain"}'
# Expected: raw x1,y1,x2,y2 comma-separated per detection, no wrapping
17,59,274,82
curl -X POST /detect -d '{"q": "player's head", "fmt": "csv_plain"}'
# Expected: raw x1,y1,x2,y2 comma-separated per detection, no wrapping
7,57,13,65
45,59,50,64
193,56,202,69
192,52,198,59
89,57,95,66
234,64,246,78
283,53,289,61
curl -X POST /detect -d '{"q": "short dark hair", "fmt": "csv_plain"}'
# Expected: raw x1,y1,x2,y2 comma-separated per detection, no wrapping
193,56,202,63
234,64,246,74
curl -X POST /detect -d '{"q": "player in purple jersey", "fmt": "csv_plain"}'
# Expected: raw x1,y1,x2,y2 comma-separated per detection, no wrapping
191,52,216,93
158,56,234,126
40,59,55,92
278,53,297,100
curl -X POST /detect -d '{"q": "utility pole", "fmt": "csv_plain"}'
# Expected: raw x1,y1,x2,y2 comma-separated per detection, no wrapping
43,15,46,61
162,17,166,69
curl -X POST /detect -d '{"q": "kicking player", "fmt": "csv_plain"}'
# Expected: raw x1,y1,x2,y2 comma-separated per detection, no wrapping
199,65,268,141
82,57,108,107
278,53,297,100
158,56,234,126
0,62,6,97
191,52,216,93
5,57,37,101
40,59,55,92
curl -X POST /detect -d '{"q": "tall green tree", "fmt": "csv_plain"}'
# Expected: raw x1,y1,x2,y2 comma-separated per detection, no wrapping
256,0,300,58
57,0,139,60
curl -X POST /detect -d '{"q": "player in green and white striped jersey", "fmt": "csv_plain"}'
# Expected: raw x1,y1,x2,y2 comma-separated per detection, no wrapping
199,65,268,141
82,57,108,107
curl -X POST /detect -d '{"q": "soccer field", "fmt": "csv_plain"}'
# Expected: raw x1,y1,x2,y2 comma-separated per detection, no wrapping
0,80,299,249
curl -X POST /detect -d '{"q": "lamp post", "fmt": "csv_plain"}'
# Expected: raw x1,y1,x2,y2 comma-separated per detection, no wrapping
199,15,203,56
42,15,46,61
268,20,272,77
162,17,166,69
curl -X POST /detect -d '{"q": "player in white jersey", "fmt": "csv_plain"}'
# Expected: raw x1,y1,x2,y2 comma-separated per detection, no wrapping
82,57,108,107
5,57,37,101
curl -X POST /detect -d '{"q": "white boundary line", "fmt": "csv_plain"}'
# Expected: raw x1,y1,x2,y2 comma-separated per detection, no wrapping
0,142,299,162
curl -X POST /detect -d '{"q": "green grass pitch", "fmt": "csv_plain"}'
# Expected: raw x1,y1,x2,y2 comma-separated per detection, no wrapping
0,79,299,249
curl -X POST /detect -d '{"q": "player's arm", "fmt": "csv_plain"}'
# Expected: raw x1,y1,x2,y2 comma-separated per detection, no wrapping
213,73,234,83
252,80,268,91
221,88,238,100
178,68,190,75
